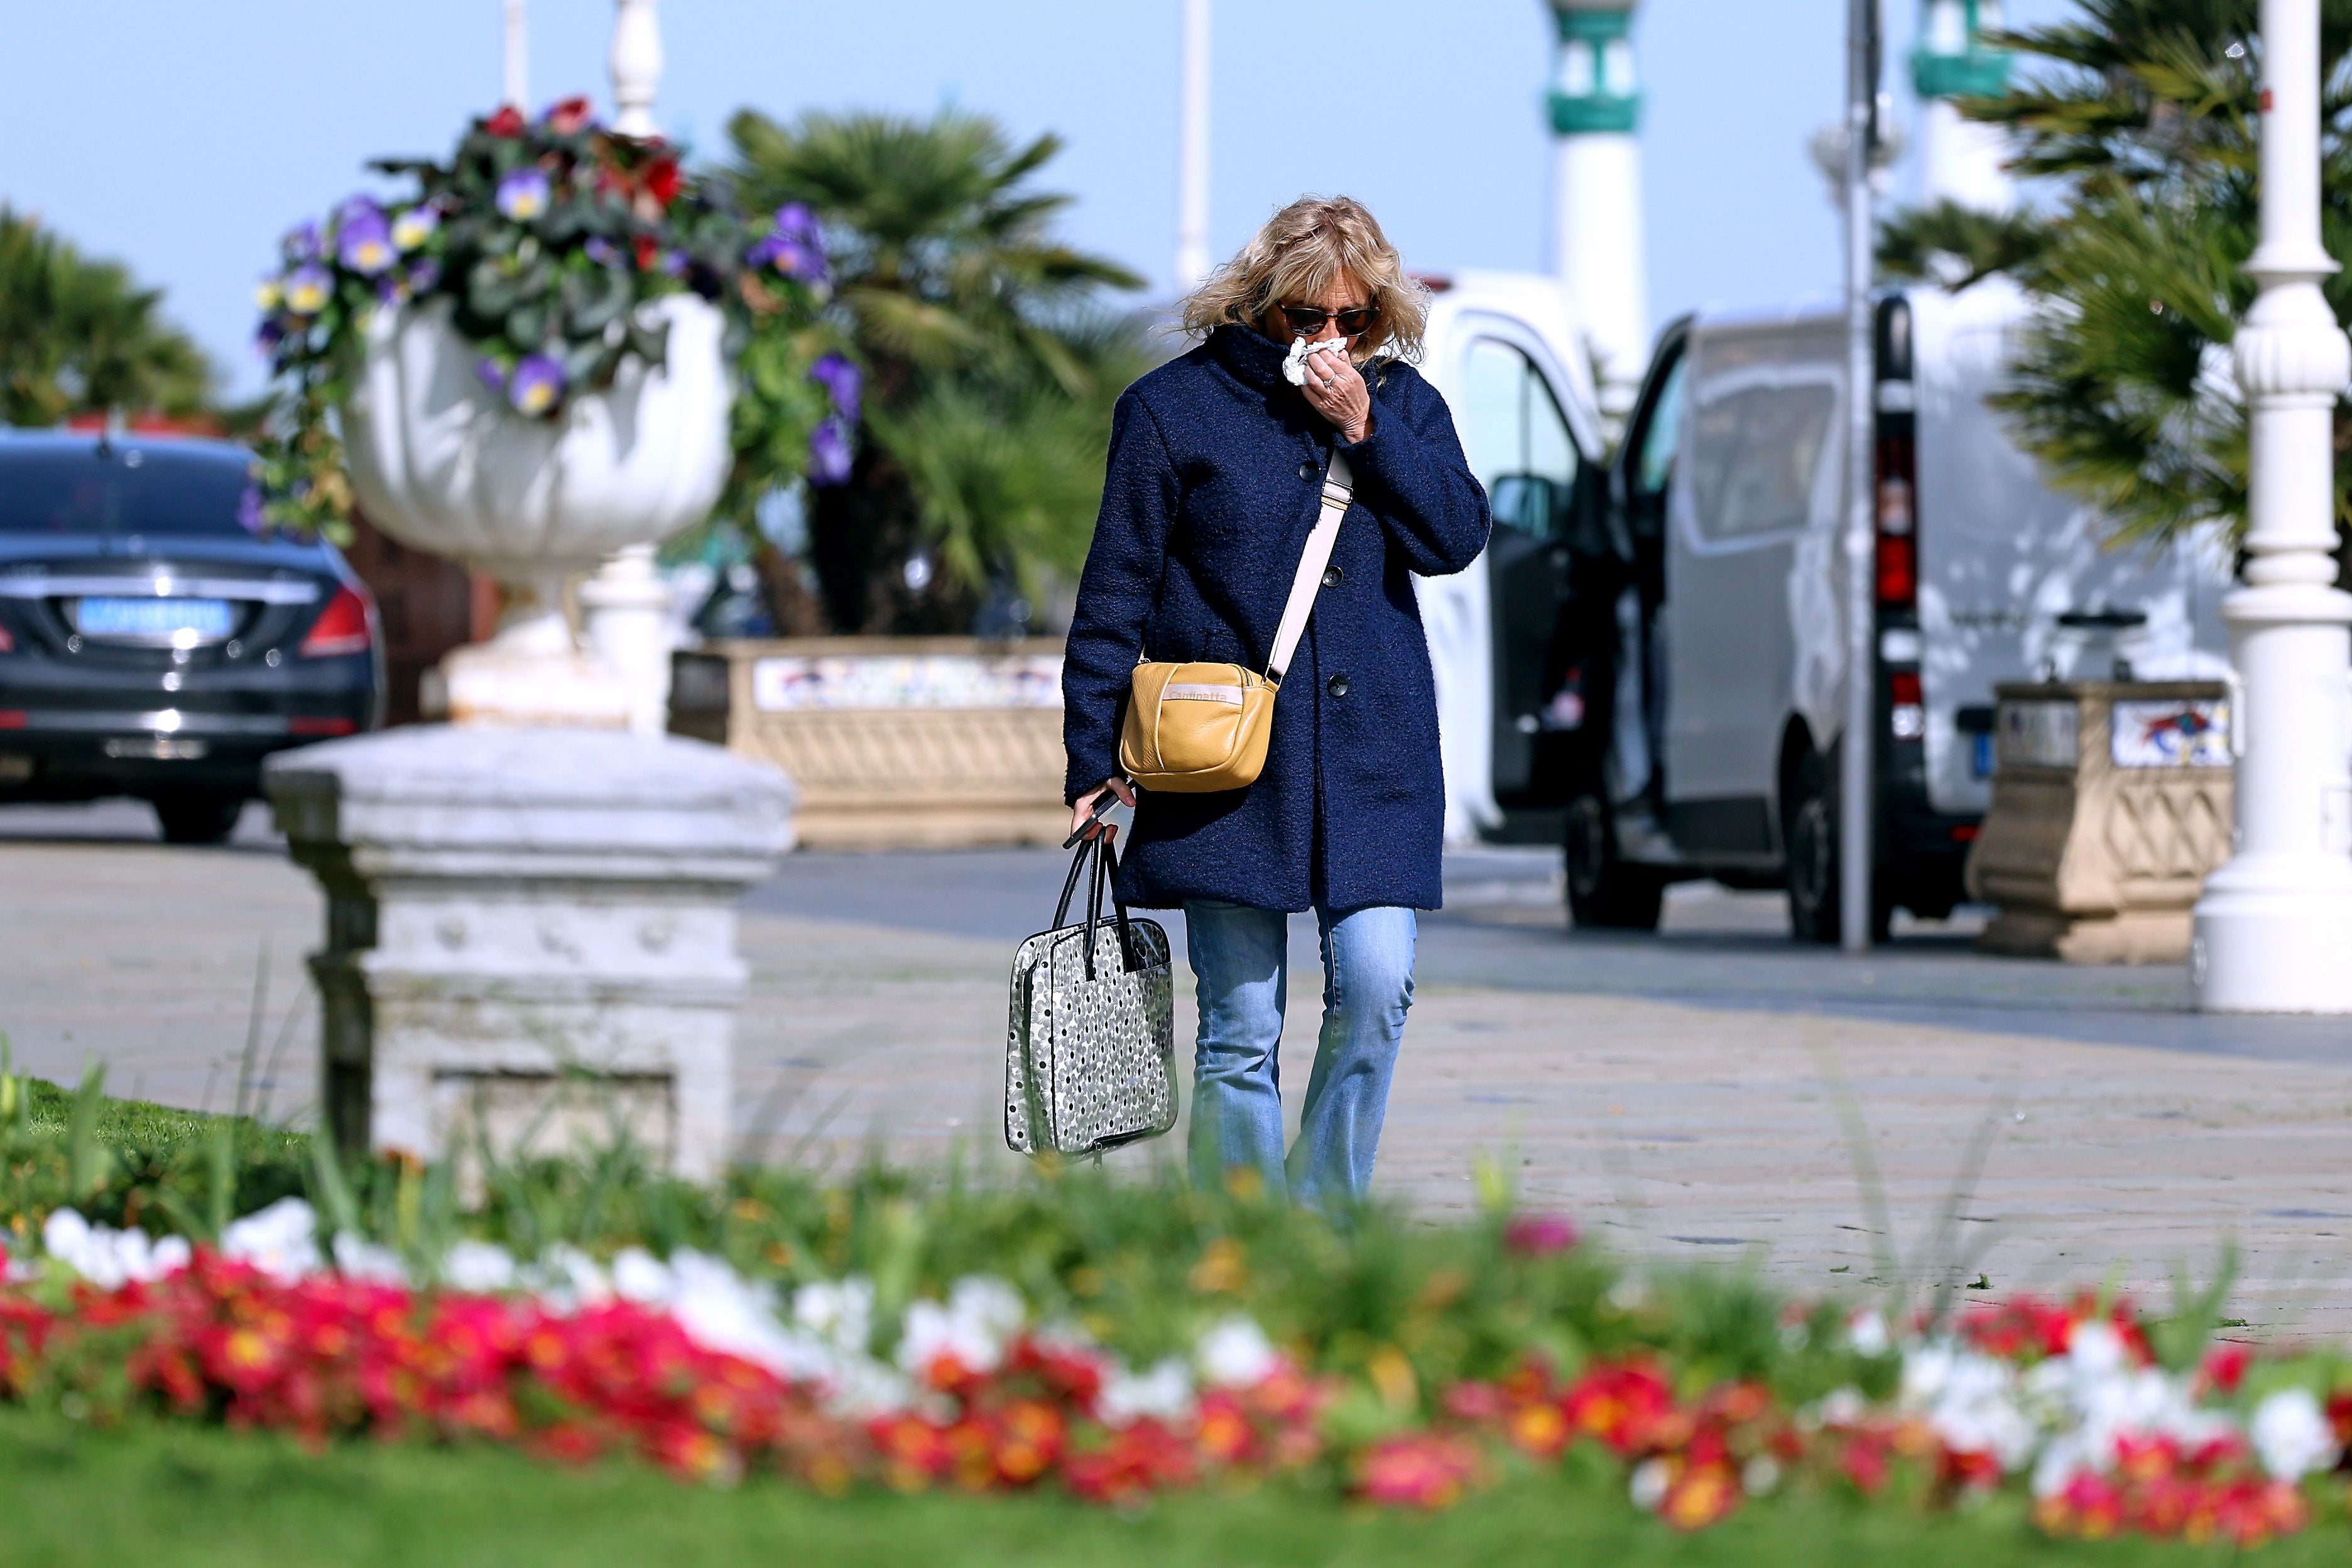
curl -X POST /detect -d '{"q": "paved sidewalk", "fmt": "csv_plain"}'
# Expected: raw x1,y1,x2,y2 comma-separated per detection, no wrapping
4,800,2349,1334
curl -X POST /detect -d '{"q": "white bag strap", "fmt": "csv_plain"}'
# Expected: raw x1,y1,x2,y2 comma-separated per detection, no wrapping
1264,450,1352,685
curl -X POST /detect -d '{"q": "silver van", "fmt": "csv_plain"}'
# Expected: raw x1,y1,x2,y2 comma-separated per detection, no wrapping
1556,279,2231,939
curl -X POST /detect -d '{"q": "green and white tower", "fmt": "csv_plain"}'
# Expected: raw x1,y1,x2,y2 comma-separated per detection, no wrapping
1912,0,2013,210
1544,0,1647,418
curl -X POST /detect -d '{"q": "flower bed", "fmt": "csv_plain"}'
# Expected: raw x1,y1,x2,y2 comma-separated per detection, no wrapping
14,1198,2349,1545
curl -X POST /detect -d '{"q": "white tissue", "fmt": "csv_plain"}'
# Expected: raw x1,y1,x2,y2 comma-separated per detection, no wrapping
1282,335,1351,386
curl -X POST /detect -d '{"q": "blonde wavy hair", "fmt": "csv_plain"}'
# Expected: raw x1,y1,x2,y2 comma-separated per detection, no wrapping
1178,195,1429,365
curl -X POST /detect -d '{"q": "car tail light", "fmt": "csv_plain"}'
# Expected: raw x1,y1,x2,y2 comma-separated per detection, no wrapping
299,584,375,658
1875,430,1917,609
0,710,24,729
1889,668,1925,741
287,716,359,737
0,622,13,653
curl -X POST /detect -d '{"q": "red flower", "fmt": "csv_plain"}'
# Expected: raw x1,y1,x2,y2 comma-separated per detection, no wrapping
543,96,594,135
1563,1361,1677,1456
643,157,682,209
1501,1213,1579,1257
484,106,526,138
1660,1460,1741,1530
633,234,660,272
1354,1432,1481,1510
2198,1342,2253,1396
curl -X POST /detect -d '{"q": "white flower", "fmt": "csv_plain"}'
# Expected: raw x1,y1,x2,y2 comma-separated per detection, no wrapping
793,1277,876,1355
1807,1386,1868,1430
221,1197,320,1282
1628,1457,1673,1511
1741,1456,1782,1496
1097,1358,1194,1426
40,1209,189,1288
1846,1309,1891,1356
897,1277,1026,1377
442,1239,518,1293
1195,1315,1279,1389
531,1244,611,1305
609,1247,672,1304
2251,1388,2339,1481
330,1232,408,1284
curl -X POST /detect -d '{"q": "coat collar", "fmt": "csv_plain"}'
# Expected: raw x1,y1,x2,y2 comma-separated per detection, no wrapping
1207,322,1390,397
1206,322,1293,392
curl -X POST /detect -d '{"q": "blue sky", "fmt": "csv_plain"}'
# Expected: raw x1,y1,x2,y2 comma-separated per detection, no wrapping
0,1,2075,399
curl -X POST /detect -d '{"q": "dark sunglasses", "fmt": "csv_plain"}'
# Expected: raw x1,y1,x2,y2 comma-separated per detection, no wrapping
1278,302,1380,337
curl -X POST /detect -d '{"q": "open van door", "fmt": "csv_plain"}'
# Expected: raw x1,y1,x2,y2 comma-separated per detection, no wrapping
1452,332,1588,808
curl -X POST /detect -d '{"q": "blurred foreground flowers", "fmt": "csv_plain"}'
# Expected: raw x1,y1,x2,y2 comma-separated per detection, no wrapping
11,1198,2349,1543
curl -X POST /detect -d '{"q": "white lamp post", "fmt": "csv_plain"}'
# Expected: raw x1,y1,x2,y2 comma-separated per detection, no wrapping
1542,1,1648,423
1173,0,1212,293
501,0,529,110
2191,0,2352,1012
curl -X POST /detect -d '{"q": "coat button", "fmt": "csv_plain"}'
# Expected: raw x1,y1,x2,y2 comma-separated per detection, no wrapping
1327,673,1351,698
1321,564,1343,589
1297,460,1316,481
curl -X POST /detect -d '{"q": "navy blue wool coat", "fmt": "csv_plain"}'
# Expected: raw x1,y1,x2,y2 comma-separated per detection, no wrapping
1062,324,1491,913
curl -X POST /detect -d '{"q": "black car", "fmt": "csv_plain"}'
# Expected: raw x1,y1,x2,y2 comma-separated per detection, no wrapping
0,431,383,842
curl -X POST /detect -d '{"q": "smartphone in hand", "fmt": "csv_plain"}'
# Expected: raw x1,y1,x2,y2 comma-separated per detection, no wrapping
1063,788,1124,849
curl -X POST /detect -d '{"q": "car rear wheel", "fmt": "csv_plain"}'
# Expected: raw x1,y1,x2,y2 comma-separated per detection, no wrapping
152,792,246,846
1783,751,1888,945
1564,793,1664,932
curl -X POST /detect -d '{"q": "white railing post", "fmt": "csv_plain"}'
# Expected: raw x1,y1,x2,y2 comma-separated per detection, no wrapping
609,0,662,139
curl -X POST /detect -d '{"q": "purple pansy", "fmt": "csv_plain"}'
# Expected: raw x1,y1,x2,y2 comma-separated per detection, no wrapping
254,318,285,355
476,357,508,395
336,200,395,276
404,258,442,294
283,264,333,316
508,353,566,416
749,202,827,284
390,205,440,251
808,353,861,427
583,236,619,268
236,485,267,536
281,220,322,264
807,416,853,486
495,166,552,222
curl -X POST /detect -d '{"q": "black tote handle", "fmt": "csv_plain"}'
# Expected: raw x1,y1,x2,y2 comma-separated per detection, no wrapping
1051,836,1093,929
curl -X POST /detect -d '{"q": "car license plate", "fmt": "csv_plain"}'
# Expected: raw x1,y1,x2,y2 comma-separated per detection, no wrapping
1971,732,1996,779
75,597,234,640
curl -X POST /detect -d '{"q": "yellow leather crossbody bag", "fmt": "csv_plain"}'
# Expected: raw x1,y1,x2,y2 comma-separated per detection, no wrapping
1118,452,1354,793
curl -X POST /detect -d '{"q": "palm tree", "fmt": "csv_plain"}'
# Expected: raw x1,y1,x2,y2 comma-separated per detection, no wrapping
728,106,1149,634
0,207,214,428
1877,1,2352,560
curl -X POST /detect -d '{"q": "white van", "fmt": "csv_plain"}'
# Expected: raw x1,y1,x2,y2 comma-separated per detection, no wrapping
1553,279,2231,939
1407,270,1618,846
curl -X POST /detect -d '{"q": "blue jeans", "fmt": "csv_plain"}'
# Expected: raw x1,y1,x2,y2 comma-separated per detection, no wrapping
1182,901,1417,1206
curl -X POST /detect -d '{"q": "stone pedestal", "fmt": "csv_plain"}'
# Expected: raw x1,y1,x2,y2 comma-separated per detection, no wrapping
263,726,793,1180
1966,681,2232,964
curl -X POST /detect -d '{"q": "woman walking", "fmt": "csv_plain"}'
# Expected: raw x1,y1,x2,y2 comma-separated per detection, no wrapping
1062,195,1491,1204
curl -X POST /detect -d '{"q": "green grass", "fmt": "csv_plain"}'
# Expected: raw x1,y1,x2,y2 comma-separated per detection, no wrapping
12,1070,301,1158
0,1410,2337,1568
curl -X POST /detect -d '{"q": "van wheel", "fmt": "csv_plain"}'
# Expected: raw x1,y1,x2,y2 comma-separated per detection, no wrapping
1564,793,1663,931
153,792,245,846
1783,752,1888,945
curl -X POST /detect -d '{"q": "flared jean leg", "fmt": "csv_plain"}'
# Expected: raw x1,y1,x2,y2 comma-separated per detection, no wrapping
1182,900,1291,1197
1286,906,1417,1206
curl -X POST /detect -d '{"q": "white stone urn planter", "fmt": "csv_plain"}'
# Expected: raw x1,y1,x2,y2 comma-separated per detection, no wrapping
342,294,734,728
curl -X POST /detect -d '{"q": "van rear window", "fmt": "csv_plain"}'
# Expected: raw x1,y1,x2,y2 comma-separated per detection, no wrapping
1685,382,1836,544
0,450,258,537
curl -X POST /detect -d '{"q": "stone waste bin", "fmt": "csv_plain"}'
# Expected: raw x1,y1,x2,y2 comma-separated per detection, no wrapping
1965,680,2232,963
264,726,794,1179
